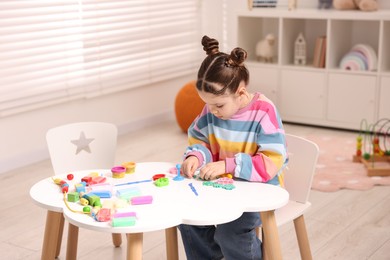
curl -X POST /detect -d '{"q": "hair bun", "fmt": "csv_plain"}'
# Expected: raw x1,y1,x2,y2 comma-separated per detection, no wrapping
202,35,219,56
228,48,247,66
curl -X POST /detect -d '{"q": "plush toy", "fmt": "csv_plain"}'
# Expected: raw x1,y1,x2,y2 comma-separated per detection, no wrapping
288,0,297,10
318,0,333,9
256,34,276,63
333,0,378,11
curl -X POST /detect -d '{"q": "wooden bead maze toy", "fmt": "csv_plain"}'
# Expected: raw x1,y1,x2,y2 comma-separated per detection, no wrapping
353,119,390,177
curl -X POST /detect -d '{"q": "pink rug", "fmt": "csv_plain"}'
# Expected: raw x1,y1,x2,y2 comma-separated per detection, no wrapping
302,134,390,192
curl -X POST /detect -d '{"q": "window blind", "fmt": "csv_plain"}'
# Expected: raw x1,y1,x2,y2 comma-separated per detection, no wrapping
0,0,200,117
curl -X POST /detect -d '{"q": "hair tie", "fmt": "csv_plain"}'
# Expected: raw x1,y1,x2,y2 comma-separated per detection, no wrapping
225,57,235,67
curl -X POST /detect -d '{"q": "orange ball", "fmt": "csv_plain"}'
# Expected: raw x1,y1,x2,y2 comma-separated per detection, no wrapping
175,81,205,133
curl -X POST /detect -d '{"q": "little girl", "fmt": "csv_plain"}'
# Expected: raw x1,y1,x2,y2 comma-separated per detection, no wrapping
178,35,288,259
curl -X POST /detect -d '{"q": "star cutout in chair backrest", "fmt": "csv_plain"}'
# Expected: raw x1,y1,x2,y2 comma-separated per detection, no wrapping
70,131,95,155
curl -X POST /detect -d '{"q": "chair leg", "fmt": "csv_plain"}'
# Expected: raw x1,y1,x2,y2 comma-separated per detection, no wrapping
256,226,261,238
260,227,269,260
112,233,122,247
255,227,269,260
66,223,79,260
293,215,313,260
165,227,179,260
55,213,65,258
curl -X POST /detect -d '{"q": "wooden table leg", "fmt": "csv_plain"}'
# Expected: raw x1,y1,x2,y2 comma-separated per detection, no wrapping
66,223,79,260
55,213,65,258
112,233,122,247
126,233,143,260
260,210,282,260
165,227,178,260
41,210,63,260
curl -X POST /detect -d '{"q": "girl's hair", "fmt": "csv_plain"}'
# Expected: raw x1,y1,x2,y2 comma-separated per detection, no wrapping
196,35,249,95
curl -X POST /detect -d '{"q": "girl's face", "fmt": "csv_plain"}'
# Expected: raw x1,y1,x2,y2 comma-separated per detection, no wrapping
197,81,249,120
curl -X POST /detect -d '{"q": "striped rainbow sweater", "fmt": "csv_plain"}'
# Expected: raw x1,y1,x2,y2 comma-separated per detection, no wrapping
184,92,288,185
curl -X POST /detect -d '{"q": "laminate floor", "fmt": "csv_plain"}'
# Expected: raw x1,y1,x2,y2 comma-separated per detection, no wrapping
1,121,389,260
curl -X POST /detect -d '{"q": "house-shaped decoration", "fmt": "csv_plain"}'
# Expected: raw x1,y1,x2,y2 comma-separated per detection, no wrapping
294,33,306,65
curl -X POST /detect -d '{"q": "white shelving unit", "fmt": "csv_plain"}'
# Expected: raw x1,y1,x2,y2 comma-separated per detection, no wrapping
236,9,390,130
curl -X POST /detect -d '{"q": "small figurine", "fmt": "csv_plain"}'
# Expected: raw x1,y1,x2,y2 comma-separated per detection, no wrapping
288,0,297,10
294,33,307,65
256,34,276,63
318,0,333,9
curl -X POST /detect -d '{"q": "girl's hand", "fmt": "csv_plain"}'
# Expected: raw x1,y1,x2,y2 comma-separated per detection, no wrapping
199,161,226,180
181,156,199,178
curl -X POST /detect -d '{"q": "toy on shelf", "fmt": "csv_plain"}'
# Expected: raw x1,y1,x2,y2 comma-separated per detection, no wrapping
288,0,297,10
294,33,307,66
256,34,276,63
247,0,277,10
318,0,333,9
353,118,390,177
333,0,378,12
339,44,377,71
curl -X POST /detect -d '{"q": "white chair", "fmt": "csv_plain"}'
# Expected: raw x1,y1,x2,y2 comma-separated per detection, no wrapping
44,122,121,259
260,133,319,260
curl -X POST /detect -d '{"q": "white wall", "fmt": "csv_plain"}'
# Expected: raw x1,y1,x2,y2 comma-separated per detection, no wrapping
200,0,224,43
0,75,193,174
0,1,213,175
3,0,389,174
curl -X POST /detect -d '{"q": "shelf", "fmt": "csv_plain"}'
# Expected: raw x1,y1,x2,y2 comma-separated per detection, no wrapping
237,9,390,20
236,9,390,130
237,16,279,63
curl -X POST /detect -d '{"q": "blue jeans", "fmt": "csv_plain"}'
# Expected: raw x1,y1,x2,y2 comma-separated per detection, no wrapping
178,212,262,260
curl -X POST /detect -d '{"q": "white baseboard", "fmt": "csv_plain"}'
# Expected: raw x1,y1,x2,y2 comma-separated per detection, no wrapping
0,110,175,175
